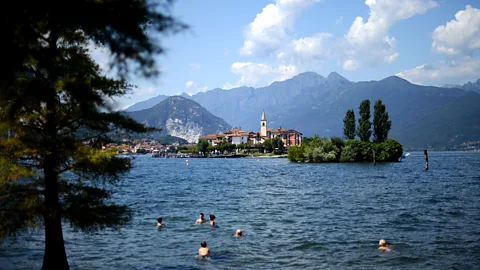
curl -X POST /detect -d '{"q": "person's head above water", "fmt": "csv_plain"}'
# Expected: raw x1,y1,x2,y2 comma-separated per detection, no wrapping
379,239,387,246
200,213,204,218
209,214,215,221
234,229,243,236
200,241,207,248
157,217,162,223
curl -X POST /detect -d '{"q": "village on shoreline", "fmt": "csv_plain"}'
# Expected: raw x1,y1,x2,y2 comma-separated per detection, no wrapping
106,110,301,158
103,105,479,161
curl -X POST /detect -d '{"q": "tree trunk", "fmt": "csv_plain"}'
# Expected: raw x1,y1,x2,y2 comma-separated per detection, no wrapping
42,164,69,270
42,74,69,269
42,213,69,270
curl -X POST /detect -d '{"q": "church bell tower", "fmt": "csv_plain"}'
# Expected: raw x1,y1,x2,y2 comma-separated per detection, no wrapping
260,109,267,137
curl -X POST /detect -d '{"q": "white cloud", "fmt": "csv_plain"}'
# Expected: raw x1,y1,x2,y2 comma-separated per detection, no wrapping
384,52,399,63
341,0,438,70
185,81,196,88
397,5,480,86
289,33,333,59
336,16,344,24
229,0,438,86
231,0,330,86
224,62,298,89
240,0,321,56
342,59,360,71
432,5,480,56
146,87,155,93
196,86,209,92
396,57,480,86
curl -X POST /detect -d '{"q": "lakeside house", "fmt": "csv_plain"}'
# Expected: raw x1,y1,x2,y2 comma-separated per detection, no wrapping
201,110,302,147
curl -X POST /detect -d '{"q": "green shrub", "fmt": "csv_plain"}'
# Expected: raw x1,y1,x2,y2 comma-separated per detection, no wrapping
250,148,260,154
287,145,305,162
344,140,373,162
289,138,402,163
376,138,403,162
340,145,356,162
273,148,283,155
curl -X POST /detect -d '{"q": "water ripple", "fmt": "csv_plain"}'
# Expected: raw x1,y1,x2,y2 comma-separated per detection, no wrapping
1,152,480,269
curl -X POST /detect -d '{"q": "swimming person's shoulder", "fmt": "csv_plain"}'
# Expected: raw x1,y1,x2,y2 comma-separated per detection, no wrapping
195,213,205,224
157,217,164,227
377,239,391,251
198,241,210,257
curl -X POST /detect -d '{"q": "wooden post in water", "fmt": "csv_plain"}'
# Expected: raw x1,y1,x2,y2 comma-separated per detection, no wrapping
373,148,376,165
424,149,429,171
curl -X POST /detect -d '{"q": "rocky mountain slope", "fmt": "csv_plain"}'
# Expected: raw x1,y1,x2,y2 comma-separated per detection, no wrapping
126,96,231,143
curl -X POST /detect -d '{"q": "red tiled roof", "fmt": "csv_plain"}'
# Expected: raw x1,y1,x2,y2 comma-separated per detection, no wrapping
224,127,245,134
279,129,303,135
201,133,225,140
271,127,287,133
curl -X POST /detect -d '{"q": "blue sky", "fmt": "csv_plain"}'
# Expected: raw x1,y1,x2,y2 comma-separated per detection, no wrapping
93,0,480,109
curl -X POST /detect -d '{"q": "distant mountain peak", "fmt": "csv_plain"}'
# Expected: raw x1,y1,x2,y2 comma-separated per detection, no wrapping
327,71,349,82
180,92,191,99
291,71,325,81
124,94,169,112
447,78,480,94
381,75,411,84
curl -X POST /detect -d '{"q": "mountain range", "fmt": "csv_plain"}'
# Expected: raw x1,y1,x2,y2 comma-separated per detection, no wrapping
125,72,480,149
443,79,480,94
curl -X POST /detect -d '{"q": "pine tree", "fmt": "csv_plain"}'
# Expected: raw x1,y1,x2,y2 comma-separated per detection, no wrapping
0,1,186,269
373,100,392,142
357,100,372,142
343,109,356,140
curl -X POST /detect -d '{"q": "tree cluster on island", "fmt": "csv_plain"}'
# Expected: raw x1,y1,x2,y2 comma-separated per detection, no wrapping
0,1,186,269
193,136,285,157
288,99,403,163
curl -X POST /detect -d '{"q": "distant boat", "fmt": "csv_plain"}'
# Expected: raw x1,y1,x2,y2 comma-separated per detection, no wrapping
152,149,160,157
405,152,411,157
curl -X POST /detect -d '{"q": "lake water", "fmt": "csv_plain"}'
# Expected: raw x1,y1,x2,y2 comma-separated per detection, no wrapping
1,152,480,269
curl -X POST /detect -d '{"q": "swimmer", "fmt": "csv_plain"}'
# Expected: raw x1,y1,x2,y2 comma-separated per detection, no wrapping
195,213,205,224
157,217,163,227
198,241,209,257
234,229,243,237
209,214,216,226
186,159,189,166
377,239,391,251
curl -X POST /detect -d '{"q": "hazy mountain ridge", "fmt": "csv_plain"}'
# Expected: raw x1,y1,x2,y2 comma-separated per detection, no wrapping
126,72,480,149
274,75,480,149
443,79,480,94
125,94,169,112
187,72,354,132
126,96,231,143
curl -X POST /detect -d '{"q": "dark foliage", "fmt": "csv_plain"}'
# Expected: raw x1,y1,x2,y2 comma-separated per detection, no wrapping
0,1,185,269
373,100,392,142
357,100,372,142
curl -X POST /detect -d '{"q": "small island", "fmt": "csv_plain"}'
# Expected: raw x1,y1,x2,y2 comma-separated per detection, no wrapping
288,99,403,163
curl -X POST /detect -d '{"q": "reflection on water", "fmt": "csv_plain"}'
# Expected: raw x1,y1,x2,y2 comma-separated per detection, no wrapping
1,152,480,269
